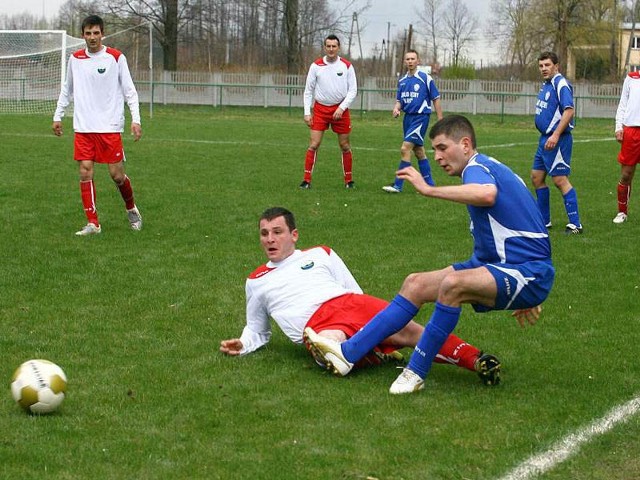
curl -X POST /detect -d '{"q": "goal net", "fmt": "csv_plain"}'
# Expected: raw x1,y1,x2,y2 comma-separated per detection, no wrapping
0,26,151,116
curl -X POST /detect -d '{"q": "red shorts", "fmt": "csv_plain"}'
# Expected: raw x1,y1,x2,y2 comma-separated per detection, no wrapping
304,293,395,354
311,102,352,134
618,126,640,166
74,133,125,164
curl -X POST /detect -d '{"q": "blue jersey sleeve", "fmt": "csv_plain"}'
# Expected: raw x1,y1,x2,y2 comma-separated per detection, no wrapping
462,163,496,186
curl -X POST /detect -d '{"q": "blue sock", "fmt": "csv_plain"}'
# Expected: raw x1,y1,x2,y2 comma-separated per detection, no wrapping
535,187,551,225
563,188,581,227
393,160,412,190
407,302,461,378
341,294,418,363
418,158,435,186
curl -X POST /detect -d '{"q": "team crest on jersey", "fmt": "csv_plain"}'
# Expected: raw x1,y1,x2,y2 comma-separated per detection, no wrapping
414,84,420,91
300,261,315,270
98,68,106,74
544,91,550,101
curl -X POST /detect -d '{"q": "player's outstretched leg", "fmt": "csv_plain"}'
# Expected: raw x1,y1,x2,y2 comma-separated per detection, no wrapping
303,327,354,376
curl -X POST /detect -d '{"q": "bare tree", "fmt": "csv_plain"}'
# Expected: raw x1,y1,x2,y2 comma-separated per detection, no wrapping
536,0,582,72
442,0,478,66
106,0,190,71
416,0,443,64
488,0,546,74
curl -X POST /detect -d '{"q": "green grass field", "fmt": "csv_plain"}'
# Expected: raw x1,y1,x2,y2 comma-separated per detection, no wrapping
1,107,639,479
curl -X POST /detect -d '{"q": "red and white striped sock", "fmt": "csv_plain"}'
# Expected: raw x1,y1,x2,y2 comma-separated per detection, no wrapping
303,149,317,182
618,181,631,214
80,180,99,226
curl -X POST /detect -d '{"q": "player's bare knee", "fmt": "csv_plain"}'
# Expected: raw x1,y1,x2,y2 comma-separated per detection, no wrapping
437,273,467,304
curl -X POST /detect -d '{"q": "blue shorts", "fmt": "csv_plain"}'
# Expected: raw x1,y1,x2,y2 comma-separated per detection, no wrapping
402,114,430,146
452,259,555,312
532,132,572,176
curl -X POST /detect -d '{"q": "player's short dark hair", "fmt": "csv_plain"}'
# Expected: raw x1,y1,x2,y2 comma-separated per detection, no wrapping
260,207,296,231
325,34,340,46
405,49,419,58
81,15,104,34
429,115,477,149
538,51,559,65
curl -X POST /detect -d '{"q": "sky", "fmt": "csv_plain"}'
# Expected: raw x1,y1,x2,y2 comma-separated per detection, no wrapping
355,0,498,66
0,0,498,65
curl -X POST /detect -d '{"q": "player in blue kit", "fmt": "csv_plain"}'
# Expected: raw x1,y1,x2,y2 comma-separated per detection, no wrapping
305,115,555,394
532,52,583,234
383,50,442,193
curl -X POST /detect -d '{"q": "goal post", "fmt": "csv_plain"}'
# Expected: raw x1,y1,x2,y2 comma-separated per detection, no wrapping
0,30,84,115
0,25,152,116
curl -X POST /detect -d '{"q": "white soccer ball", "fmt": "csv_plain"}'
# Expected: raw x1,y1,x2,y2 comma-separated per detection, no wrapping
11,359,67,414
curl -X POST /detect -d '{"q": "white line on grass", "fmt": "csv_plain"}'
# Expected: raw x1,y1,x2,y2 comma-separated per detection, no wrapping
0,133,616,153
498,395,640,480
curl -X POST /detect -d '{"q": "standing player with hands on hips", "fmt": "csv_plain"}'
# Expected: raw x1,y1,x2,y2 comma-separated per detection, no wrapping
52,14,143,236
383,50,442,193
300,35,357,189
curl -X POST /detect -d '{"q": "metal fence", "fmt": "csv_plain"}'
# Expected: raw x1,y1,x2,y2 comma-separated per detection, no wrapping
131,71,622,120
0,68,623,120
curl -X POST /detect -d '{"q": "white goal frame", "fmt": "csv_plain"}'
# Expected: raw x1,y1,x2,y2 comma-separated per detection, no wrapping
0,25,152,116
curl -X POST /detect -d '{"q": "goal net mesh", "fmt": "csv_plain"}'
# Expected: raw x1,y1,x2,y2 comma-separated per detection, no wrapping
0,27,150,116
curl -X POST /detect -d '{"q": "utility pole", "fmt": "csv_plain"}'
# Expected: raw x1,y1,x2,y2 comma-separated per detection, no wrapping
347,12,363,59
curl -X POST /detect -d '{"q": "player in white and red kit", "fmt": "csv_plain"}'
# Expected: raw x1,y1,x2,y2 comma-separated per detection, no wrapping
613,71,640,224
52,15,142,236
220,207,501,385
300,35,357,189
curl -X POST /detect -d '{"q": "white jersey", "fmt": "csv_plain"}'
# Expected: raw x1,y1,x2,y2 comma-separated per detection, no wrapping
303,56,357,115
53,46,140,132
615,71,640,131
239,246,362,355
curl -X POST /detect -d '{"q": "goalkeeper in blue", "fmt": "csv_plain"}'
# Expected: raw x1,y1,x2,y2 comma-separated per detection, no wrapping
305,115,555,394
382,50,442,193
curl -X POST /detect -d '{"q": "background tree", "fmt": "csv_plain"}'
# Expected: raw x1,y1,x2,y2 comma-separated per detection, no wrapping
416,0,443,64
442,0,477,66
488,0,546,77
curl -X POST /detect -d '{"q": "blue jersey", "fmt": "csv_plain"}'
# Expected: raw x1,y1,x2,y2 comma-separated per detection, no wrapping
462,154,551,265
535,73,574,135
396,70,440,115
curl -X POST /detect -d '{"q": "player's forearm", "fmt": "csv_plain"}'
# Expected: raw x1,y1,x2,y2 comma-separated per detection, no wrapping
554,108,574,136
424,183,497,207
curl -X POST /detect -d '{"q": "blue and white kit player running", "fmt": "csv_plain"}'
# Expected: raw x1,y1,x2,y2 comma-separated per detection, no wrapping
305,115,555,394
532,51,582,234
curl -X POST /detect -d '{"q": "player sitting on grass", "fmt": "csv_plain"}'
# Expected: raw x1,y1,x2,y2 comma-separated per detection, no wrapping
220,206,501,385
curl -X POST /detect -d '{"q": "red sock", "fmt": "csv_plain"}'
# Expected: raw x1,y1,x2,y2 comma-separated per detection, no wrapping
304,149,317,182
118,175,135,210
432,333,480,372
80,180,99,226
342,150,353,183
618,182,631,214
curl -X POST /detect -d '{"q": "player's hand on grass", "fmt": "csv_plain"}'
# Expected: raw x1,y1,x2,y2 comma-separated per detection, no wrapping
512,305,542,328
52,121,63,136
220,338,244,355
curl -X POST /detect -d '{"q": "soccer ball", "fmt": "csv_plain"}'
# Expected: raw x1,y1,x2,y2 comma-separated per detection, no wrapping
11,359,67,414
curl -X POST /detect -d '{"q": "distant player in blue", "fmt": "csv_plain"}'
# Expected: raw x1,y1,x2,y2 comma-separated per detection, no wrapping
383,50,442,193
305,115,555,394
532,51,583,234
